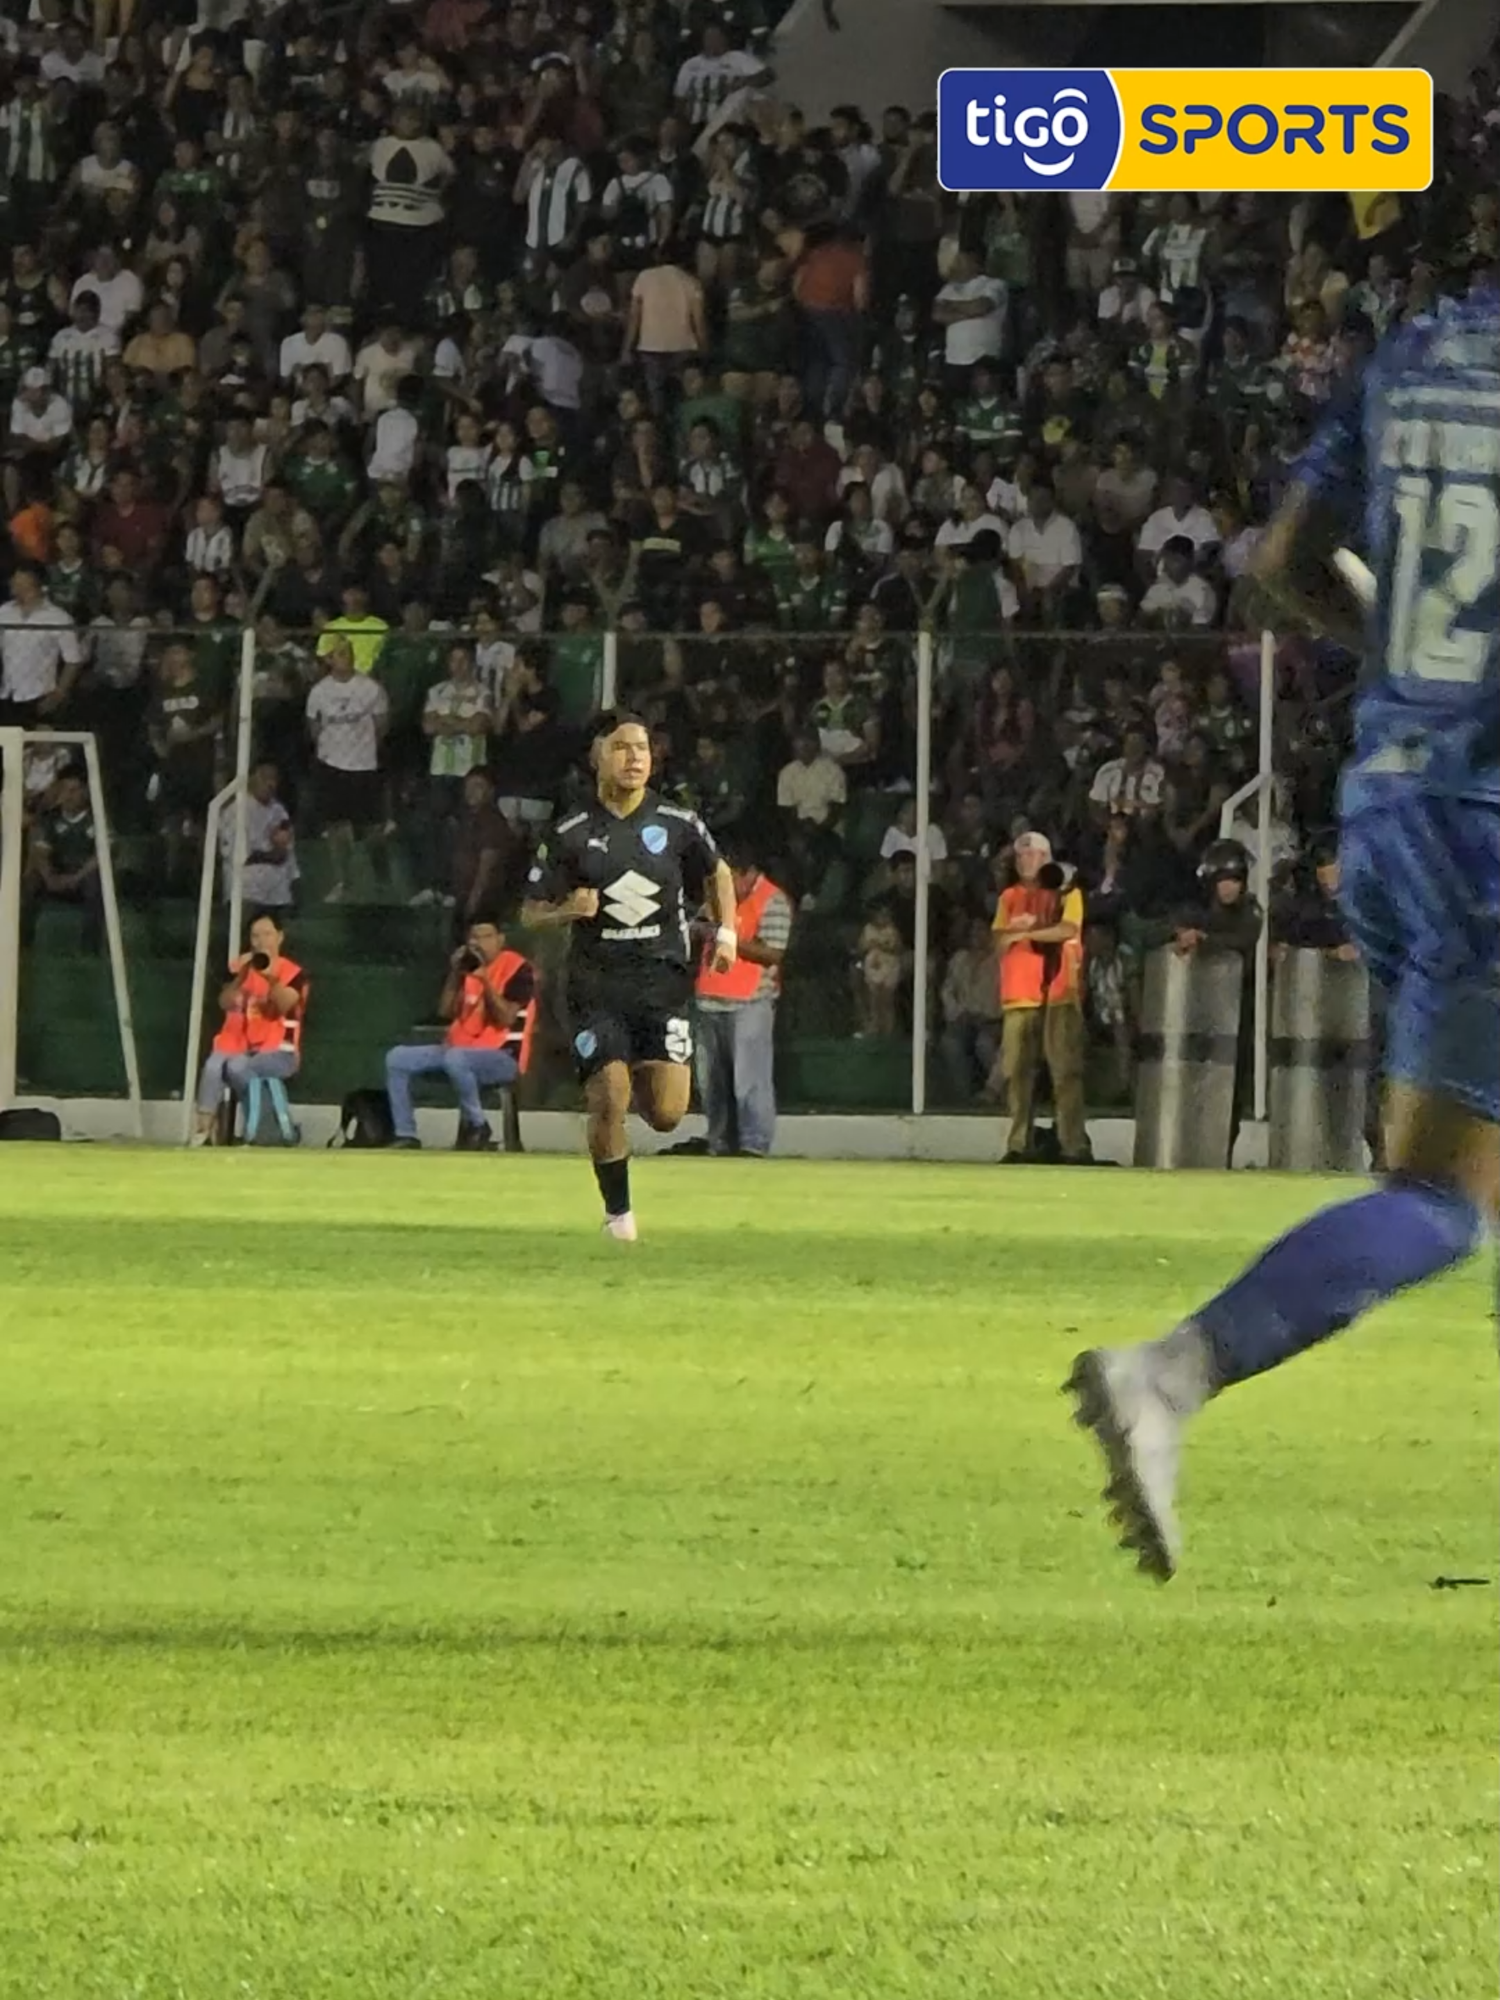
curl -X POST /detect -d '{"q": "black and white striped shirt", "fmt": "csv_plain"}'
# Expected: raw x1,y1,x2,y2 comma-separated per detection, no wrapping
672,50,764,128
486,451,536,521
1,99,58,187
48,326,117,408
701,153,755,242
524,154,593,252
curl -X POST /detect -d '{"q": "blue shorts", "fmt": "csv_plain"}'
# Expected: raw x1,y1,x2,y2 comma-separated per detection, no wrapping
1339,789,1500,1124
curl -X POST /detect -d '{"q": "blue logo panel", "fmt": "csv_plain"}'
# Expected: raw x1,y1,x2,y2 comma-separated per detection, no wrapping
574,1028,598,1059
641,824,668,854
938,68,1123,193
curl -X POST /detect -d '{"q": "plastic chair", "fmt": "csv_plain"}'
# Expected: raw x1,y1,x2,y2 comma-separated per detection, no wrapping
244,1074,299,1146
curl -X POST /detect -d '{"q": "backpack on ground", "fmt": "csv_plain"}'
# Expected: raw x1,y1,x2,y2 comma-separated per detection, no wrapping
0,1108,62,1142
328,1088,395,1149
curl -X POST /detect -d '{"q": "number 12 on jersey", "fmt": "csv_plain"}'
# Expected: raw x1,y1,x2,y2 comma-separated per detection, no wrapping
1387,472,1499,685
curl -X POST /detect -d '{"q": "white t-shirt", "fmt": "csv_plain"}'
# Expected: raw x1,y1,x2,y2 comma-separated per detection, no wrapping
1137,504,1220,557
9,391,74,444
307,673,388,771
215,442,268,509
936,510,1008,550
936,275,1006,367
880,822,948,865
71,268,142,336
278,328,353,383
0,597,83,701
1140,572,1217,625
354,338,421,414
368,406,420,481
78,154,138,198
1006,512,1083,586
445,442,492,502
776,754,847,826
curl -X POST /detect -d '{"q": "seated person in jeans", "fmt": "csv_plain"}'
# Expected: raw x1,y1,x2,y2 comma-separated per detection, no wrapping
384,915,536,1149
193,911,307,1143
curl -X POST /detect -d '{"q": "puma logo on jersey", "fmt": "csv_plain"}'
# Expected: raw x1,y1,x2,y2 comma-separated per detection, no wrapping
602,870,663,935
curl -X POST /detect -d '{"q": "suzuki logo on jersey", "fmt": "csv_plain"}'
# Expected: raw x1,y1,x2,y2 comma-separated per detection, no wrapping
602,869,663,938
938,68,1433,194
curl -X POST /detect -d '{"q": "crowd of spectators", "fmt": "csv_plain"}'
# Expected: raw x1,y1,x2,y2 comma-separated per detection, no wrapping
2,0,1498,1089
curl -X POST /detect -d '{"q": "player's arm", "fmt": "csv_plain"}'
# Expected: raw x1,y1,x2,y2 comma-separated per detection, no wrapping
1246,367,1375,651
704,856,738,973
520,836,598,928
1246,483,1367,652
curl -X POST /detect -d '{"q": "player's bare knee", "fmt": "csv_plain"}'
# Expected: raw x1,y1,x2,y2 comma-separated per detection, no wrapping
636,1064,690,1132
1384,1084,1500,1227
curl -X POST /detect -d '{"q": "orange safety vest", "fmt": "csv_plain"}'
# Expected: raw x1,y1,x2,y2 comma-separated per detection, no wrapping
214,954,307,1058
996,884,1082,1010
446,946,536,1071
696,873,784,1002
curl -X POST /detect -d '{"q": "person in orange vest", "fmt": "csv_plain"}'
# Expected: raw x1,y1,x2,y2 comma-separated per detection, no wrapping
990,829,1091,1163
192,911,308,1144
694,840,793,1156
383,913,536,1150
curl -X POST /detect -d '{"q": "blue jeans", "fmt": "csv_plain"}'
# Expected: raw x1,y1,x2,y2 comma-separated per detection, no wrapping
196,1048,298,1112
695,999,777,1156
384,1043,518,1138
801,307,862,418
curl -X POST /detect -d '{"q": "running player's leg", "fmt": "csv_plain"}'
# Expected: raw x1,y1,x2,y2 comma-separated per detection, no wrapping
632,1060,692,1133
573,1015,639,1237
1070,796,1498,1577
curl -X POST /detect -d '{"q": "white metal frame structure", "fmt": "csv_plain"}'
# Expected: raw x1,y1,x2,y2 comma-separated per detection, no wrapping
0,726,144,1135
1216,627,1278,1122
178,636,258,1144
910,629,935,1116
178,776,245,1145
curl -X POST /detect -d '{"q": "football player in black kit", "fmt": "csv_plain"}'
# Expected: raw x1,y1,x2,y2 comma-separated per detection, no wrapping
522,711,738,1239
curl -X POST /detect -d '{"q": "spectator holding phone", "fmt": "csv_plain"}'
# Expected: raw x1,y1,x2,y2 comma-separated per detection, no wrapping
192,913,307,1145
383,916,536,1151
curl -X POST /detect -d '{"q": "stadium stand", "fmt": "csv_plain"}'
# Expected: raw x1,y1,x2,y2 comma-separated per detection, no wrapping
3,1,1498,1114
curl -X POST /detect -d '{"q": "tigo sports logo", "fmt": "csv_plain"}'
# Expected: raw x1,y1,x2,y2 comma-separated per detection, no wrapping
937,68,1433,195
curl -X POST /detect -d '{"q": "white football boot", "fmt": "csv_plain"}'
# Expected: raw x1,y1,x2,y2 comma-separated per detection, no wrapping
602,1211,639,1243
1066,1344,1190,1582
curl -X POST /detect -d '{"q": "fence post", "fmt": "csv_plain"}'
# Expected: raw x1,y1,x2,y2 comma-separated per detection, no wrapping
910,627,934,1117
0,727,24,1111
226,626,256,965
1252,626,1275,1122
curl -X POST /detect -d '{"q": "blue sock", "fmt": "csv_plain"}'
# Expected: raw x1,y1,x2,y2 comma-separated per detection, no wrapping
1194,1175,1483,1388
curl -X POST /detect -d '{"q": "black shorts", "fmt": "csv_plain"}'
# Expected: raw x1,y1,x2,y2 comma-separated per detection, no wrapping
317,764,382,830
568,976,695,1081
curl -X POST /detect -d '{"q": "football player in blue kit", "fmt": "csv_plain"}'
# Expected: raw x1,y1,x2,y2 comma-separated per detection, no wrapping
1069,272,1500,1579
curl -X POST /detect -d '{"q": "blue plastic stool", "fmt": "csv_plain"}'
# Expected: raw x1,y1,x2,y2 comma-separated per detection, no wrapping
243,1075,298,1146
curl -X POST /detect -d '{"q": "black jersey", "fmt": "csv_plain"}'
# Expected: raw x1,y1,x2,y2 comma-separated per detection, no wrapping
528,790,720,1005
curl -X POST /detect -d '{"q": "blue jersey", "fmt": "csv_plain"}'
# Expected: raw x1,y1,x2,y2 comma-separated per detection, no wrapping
1294,288,1500,807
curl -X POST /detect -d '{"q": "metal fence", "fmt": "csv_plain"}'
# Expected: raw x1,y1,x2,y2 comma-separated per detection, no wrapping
4,618,1288,1129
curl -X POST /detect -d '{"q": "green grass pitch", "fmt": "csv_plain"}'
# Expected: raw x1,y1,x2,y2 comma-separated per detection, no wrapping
0,1150,1494,1999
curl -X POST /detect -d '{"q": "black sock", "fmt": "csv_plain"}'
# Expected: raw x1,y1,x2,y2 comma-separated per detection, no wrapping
594,1156,631,1217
